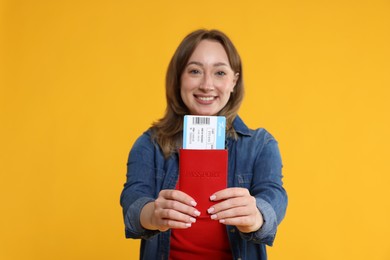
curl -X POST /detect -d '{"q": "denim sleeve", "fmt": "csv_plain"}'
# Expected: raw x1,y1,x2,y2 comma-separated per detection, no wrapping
240,132,288,246
120,133,161,239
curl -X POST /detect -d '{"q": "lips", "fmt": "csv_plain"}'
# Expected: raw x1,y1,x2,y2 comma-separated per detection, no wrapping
194,95,217,104
197,96,215,101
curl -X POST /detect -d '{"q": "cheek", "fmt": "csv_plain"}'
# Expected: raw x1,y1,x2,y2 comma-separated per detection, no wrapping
180,78,192,101
179,84,187,102
183,83,200,97
220,80,235,94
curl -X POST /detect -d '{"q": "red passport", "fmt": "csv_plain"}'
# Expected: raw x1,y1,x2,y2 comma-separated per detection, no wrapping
171,149,230,257
178,149,228,216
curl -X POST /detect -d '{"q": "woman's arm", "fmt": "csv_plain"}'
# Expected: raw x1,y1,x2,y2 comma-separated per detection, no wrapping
207,132,287,246
120,132,201,239
244,134,288,246
140,190,200,231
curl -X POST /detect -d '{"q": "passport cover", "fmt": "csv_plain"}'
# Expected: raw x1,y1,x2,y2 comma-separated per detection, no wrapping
178,149,228,216
174,149,230,254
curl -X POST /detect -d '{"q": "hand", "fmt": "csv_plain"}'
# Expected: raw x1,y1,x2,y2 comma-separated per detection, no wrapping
140,189,201,232
207,187,264,233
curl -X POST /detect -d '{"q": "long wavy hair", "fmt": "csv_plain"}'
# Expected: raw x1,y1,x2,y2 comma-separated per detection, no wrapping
151,29,244,158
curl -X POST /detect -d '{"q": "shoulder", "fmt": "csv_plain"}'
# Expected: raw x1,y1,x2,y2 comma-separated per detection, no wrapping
128,129,176,168
129,129,160,158
250,128,278,146
233,116,278,145
132,129,153,148
229,117,282,169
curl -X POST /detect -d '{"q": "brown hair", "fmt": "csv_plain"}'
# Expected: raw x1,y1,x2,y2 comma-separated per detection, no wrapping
151,29,244,158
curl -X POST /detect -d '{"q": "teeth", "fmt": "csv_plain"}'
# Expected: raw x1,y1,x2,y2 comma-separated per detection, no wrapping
198,96,214,101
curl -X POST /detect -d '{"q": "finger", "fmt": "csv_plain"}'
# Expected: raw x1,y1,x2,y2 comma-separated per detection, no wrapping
208,196,256,214
210,187,250,201
159,189,197,207
159,218,194,230
209,206,251,221
217,215,253,227
163,200,201,218
218,214,263,233
159,208,198,225
212,207,264,233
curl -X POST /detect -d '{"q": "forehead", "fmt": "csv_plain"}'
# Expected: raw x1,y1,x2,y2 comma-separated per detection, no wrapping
188,40,229,63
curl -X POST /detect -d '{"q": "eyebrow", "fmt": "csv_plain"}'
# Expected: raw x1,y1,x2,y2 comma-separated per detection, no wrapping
186,61,230,67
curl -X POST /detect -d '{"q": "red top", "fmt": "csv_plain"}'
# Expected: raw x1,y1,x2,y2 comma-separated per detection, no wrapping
170,218,232,260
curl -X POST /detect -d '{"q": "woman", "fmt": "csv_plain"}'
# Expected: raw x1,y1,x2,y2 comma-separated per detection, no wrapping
120,29,287,260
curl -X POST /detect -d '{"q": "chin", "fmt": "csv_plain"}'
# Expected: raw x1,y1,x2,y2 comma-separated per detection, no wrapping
195,111,217,116
190,106,219,116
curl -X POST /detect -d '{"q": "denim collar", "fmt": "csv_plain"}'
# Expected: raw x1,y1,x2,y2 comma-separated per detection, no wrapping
233,115,252,137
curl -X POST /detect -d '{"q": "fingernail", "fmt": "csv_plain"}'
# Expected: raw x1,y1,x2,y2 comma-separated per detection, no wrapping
207,207,214,214
190,201,197,207
190,217,196,223
211,214,217,220
185,223,192,227
219,219,225,223
194,210,201,216
210,195,216,201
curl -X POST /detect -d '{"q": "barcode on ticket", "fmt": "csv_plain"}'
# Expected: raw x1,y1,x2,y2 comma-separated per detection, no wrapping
183,115,226,150
192,116,211,125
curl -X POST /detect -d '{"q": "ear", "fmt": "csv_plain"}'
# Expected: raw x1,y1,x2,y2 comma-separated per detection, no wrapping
232,73,239,91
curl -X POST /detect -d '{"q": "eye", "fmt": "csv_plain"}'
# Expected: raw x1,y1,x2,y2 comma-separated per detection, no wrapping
189,69,201,74
216,71,226,76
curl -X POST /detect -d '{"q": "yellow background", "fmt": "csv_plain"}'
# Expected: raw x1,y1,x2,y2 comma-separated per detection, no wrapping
1,0,389,259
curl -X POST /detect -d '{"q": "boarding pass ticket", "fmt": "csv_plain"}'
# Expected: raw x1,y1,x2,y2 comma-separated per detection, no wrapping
183,115,226,149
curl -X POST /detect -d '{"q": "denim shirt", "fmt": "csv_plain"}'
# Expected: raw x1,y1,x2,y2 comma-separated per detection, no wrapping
120,116,287,260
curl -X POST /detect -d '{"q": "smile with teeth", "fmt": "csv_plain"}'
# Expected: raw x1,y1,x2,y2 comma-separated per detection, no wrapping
196,96,216,101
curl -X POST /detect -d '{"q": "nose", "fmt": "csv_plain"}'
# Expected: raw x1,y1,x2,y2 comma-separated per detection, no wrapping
199,73,214,91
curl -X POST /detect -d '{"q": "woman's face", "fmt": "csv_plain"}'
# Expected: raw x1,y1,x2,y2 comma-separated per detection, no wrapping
180,40,238,116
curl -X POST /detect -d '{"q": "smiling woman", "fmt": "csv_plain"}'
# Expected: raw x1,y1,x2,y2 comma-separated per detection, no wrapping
119,29,288,260
152,30,244,158
2,1,390,259
180,40,239,116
